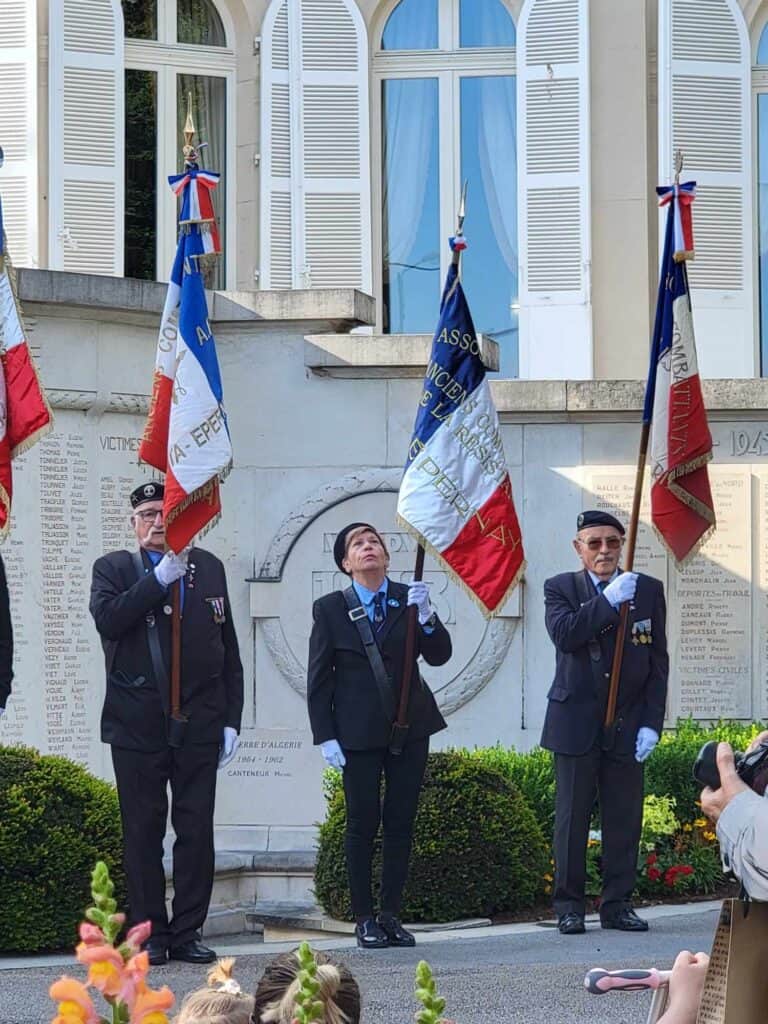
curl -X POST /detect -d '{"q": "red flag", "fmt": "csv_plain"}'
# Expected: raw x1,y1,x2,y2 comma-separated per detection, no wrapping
646,183,715,564
0,237,53,537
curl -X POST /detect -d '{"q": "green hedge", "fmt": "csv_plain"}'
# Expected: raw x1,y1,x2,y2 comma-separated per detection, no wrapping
0,746,125,953
314,751,549,922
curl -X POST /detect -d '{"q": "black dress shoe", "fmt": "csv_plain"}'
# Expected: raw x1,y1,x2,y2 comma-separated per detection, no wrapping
168,939,217,963
558,912,586,935
377,914,416,947
601,908,649,932
142,938,167,966
355,918,389,949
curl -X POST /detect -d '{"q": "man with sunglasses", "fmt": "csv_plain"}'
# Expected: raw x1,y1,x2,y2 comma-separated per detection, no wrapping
541,510,668,936
89,480,243,967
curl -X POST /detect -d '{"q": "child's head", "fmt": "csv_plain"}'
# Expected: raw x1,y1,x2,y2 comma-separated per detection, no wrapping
174,958,254,1024
253,949,361,1024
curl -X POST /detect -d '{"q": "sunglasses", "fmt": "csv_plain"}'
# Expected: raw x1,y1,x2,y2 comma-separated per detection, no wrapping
579,536,623,551
135,509,164,523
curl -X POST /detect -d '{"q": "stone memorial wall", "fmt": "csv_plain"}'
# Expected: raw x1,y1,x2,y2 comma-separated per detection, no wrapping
7,274,768,849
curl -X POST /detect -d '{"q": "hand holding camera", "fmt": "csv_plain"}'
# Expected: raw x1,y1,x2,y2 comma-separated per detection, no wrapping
696,741,755,823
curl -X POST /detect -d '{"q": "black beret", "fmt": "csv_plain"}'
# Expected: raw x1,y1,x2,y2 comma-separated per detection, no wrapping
577,510,625,535
333,522,386,573
130,481,165,509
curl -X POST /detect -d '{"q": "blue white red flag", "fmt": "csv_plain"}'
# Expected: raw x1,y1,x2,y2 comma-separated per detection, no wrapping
0,193,53,537
645,182,715,565
140,172,231,552
397,240,525,616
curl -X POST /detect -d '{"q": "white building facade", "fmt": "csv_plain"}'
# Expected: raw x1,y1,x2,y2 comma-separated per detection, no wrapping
4,0,768,380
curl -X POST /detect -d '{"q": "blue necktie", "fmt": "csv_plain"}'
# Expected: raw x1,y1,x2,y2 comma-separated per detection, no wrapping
597,581,607,593
372,592,385,630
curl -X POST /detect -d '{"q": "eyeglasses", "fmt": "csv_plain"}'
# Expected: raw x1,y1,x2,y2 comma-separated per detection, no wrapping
579,536,623,551
135,509,164,523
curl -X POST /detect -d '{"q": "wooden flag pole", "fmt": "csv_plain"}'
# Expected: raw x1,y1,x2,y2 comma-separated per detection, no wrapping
603,421,649,729
603,150,683,732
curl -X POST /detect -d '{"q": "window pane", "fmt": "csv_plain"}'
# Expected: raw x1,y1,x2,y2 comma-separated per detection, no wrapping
460,75,518,377
758,23,768,64
460,0,516,48
177,75,227,288
382,78,440,332
122,0,157,40
125,69,157,280
381,0,438,50
178,0,226,46
759,94,768,373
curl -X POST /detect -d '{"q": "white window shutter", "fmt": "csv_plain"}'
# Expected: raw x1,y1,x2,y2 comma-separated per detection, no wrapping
517,0,591,379
0,0,38,267
260,0,371,292
658,0,752,377
49,0,124,276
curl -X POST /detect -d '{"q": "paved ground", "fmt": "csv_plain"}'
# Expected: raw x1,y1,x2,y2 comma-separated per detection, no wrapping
0,904,720,1024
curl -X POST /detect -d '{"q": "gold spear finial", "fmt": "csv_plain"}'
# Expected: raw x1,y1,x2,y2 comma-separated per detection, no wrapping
451,180,468,267
674,148,683,185
182,93,198,168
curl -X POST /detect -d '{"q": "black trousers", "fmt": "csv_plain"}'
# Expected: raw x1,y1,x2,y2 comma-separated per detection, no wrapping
553,744,644,919
111,743,219,947
342,737,429,918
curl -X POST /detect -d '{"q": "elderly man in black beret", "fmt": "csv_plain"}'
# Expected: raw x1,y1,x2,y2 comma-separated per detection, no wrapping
307,522,452,949
542,510,668,935
89,481,243,966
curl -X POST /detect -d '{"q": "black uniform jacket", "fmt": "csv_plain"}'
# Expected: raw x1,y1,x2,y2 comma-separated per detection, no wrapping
540,569,668,757
307,580,451,750
89,547,244,751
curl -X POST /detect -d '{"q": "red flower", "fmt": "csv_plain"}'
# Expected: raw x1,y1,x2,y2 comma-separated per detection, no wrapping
646,853,658,865
648,867,661,882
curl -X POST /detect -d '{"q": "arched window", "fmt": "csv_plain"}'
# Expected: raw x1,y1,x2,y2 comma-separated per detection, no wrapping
756,22,768,372
373,0,518,377
122,0,234,286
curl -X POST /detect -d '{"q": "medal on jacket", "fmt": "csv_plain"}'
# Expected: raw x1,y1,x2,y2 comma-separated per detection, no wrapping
206,596,226,624
631,618,652,645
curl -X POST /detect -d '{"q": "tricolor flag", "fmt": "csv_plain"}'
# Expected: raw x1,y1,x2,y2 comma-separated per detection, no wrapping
397,239,525,616
0,196,53,537
645,181,715,565
139,172,231,553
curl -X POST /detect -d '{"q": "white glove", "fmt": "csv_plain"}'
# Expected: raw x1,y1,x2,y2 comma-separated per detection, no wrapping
635,727,659,763
154,549,188,587
320,739,346,770
218,726,239,769
601,571,637,608
407,580,433,625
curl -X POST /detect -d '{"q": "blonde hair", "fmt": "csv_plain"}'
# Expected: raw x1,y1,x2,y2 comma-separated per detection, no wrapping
174,958,254,1024
253,949,361,1024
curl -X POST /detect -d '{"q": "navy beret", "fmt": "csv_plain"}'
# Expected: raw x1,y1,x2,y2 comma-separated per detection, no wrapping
130,480,165,509
333,522,386,573
577,510,625,535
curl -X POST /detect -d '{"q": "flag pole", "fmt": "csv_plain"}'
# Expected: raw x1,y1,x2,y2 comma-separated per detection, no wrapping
391,184,468,752
168,96,201,738
603,151,683,733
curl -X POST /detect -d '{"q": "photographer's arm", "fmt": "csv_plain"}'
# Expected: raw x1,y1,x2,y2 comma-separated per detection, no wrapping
702,742,768,899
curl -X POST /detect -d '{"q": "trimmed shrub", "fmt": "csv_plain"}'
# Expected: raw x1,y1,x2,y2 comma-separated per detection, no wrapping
314,750,549,922
463,745,556,836
0,745,125,953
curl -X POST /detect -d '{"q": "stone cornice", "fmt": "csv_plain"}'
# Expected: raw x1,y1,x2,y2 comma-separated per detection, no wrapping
16,269,375,333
